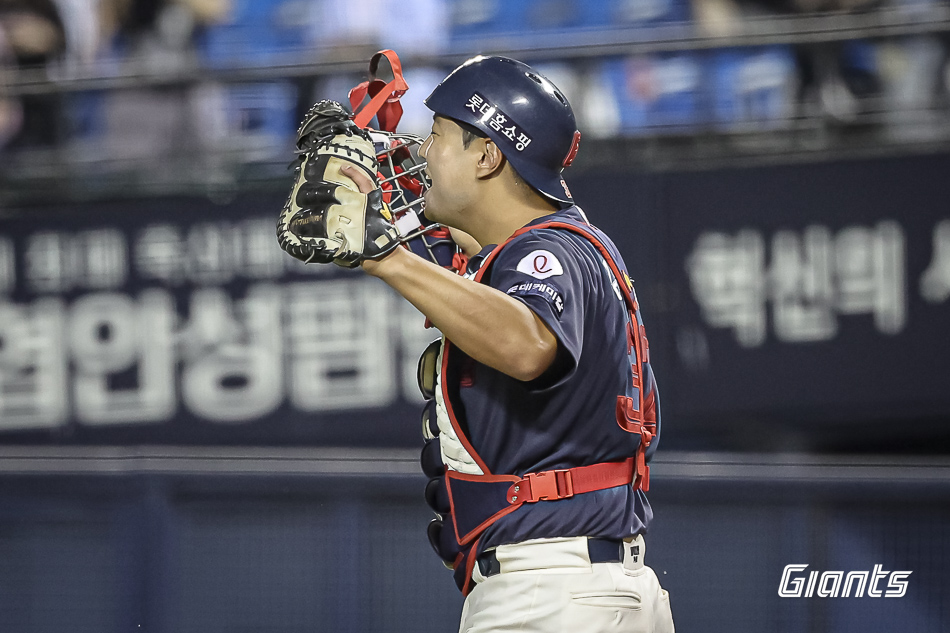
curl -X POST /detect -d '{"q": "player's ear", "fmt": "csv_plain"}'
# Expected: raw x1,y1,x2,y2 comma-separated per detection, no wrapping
475,139,506,179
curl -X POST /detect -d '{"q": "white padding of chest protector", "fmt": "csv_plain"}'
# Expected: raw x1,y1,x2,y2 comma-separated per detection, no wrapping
435,338,484,475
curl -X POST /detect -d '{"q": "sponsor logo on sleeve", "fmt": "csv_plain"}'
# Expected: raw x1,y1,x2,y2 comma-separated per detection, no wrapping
506,282,565,318
516,250,563,280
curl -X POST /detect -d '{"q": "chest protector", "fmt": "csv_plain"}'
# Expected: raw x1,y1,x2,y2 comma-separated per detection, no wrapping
419,218,658,595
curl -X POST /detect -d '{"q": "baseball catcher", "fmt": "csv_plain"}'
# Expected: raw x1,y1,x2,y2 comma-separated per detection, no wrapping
277,50,673,633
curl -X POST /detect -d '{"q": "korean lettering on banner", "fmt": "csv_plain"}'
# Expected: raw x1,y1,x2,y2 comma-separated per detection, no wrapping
285,279,396,411
135,219,288,285
687,221,907,347
0,237,15,294
0,299,68,430
70,291,176,424
26,229,128,293
0,217,431,434
179,285,283,422
686,229,766,347
920,220,950,304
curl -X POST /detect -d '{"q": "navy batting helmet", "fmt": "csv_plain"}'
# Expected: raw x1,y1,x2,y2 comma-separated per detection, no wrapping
424,55,581,206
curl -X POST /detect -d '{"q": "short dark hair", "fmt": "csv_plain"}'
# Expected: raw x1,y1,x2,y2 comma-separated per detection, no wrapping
455,119,487,149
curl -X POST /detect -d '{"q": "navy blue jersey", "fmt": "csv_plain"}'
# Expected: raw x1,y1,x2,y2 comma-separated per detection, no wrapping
443,206,659,552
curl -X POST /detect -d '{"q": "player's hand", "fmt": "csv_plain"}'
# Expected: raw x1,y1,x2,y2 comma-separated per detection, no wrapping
340,164,397,276
341,163,375,194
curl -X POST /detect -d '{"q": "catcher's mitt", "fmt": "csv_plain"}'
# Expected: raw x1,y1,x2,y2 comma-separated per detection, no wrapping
277,100,401,268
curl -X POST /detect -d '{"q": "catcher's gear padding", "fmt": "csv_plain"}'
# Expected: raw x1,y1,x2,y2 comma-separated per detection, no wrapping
277,100,401,268
425,55,581,206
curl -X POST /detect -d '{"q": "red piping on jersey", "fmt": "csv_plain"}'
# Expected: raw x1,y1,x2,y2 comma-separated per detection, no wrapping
439,216,653,481
436,215,655,595
482,218,648,429
445,470,521,545
434,230,531,476
517,221,652,478
434,228,528,477
460,536,482,596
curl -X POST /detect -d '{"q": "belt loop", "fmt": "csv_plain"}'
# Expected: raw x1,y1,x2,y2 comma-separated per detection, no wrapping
471,551,497,584
623,535,645,571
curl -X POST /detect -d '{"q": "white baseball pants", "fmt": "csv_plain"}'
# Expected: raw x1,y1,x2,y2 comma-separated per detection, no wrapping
458,535,674,633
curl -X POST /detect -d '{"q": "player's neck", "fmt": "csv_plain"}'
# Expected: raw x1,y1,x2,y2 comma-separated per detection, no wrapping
468,181,558,247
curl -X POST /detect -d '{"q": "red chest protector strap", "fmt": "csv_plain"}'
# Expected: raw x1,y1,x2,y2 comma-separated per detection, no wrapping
437,218,656,596
472,219,656,490
436,218,653,478
444,458,635,596
445,458,635,547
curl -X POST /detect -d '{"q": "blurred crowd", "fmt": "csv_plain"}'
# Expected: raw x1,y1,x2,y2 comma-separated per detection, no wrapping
0,0,948,160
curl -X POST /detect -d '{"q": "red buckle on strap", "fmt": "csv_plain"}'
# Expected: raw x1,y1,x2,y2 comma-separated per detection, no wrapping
508,469,574,504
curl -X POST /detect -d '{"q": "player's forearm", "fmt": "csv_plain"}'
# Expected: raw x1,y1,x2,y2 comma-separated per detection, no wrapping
367,247,557,381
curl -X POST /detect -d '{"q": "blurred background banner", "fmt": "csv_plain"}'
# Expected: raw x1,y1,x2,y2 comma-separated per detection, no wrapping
4,152,950,449
657,152,950,446
0,195,434,446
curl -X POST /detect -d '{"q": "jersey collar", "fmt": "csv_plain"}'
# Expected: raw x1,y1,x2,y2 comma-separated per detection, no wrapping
466,206,585,275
